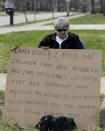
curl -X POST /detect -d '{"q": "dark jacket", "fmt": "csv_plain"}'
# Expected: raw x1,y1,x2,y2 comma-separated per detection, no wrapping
38,32,86,49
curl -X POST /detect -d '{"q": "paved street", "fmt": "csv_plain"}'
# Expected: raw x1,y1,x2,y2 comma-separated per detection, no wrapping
0,12,69,27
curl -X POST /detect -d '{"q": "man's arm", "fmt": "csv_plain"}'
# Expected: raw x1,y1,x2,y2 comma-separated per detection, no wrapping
79,38,86,49
38,36,49,48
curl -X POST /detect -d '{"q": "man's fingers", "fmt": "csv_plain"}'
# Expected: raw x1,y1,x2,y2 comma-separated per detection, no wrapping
40,46,49,49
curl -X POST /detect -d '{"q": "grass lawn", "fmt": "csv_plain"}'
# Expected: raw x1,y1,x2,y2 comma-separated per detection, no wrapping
70,14,105,24
0,30,105,75
47,13,105,26
70,13,105,24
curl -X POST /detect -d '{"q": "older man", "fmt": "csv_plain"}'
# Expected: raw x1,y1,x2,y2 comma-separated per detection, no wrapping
38,17,86,49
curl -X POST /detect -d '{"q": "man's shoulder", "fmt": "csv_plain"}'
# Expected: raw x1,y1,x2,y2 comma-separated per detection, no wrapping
68,32,79,38
44,33,56,39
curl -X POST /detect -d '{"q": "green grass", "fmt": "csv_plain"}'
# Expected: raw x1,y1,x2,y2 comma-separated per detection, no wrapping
0,120,38,131
0,30,105,75
0,121,104,131
70,14,105,24
47,13,105,25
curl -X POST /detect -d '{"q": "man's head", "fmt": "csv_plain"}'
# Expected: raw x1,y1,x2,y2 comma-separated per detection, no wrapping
54,17,69,39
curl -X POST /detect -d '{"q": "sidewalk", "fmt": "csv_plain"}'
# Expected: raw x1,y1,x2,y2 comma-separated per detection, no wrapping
0,73,6,91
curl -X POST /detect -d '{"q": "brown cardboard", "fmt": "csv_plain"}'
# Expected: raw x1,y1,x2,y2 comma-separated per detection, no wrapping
3,47,102,129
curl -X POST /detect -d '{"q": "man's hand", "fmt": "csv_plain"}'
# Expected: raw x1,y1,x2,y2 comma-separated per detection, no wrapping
40,46,49,49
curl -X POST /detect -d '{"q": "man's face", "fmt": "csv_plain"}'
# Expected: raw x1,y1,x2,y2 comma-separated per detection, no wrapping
55,28,69,39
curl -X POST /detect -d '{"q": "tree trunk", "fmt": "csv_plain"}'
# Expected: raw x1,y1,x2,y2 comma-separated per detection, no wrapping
103,0,105,15
100,0,103,13
91,0,95,13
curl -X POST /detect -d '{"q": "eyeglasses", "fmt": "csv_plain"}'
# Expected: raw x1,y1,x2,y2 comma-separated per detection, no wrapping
57,29,68,32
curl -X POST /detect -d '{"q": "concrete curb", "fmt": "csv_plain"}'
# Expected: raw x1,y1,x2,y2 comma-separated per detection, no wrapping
0,73,7,91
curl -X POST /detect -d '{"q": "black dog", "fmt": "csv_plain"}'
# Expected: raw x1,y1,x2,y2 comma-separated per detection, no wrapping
35,115,77,131
35,115,54,131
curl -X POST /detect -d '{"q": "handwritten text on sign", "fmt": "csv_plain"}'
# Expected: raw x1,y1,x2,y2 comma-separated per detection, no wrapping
3,47,102,129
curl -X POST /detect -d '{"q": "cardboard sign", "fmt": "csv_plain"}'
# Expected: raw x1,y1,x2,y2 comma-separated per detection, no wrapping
3,47,102,129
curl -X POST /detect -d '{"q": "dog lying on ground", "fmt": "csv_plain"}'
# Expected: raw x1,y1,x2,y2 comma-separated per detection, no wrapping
35,115,77,131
